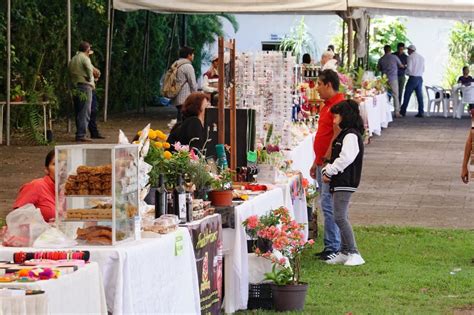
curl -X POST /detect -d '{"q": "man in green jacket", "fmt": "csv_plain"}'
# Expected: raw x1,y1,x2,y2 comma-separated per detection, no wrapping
68,41,94,142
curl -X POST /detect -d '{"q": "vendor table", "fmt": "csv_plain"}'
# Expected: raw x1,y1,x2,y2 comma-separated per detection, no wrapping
359,93,392,136
84,227,200,314
284,133,315,181
0,262,106,314
277,174,308,241
0,101,52,145
222,187,294,313
0,227,200,314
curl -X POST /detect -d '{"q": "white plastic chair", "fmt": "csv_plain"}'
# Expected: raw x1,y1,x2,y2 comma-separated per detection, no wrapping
425,86,446,117
434,85,451,118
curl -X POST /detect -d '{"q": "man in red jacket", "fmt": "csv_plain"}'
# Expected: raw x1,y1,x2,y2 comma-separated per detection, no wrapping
310,69,345,260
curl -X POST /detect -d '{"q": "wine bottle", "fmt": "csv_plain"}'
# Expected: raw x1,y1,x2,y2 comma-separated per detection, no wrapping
154,174,167,219
173,175,187,222
186,192,193,223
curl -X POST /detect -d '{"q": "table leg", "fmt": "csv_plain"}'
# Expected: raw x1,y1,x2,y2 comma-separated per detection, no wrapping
43,104,47,141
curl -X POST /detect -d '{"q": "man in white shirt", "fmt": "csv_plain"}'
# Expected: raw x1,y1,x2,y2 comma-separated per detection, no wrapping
400,45,425,117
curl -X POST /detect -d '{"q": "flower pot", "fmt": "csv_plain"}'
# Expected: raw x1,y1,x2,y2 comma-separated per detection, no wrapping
208,190,233,207
270,282,308,312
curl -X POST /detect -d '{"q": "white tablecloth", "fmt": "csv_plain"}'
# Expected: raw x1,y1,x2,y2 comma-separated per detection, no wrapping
222,187,293,313
360,93,393,136
0,228,200,315
284,134,315,181
0,262,106,314
85,228,200,314
277,175,308,241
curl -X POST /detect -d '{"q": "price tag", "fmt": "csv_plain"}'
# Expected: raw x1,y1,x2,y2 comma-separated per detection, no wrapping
175,230,184,256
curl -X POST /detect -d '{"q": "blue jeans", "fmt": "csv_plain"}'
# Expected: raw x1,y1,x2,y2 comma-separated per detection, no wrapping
73,84,92,140
88,90,100,137
400,76,424,115
316,166,341,252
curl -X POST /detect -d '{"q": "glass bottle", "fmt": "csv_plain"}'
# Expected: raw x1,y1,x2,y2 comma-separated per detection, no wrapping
154,174,167,219
173,175,187,222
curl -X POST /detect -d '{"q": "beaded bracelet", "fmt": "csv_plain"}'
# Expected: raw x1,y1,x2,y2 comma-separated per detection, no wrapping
13,251,90,264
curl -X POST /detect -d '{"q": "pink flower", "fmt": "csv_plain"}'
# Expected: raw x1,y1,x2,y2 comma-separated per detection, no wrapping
245,215,259,230
254,248,261,255
307,239,315,245
173,141,190,152
189,150,199,161
278,258,286,265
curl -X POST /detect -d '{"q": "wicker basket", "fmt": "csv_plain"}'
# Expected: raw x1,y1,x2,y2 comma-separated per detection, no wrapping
247,282,273,310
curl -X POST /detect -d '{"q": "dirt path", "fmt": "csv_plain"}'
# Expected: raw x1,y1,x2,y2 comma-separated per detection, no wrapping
1,108,473,229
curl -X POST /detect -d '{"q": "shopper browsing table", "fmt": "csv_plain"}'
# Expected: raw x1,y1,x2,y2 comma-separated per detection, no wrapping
310,70,345,261
322,100,366,266
12,150,55,222
167,92,210,152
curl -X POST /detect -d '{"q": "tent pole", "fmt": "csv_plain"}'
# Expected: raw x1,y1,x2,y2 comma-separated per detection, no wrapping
67,0,72,133
67,0,71,61
104,0,114,122
348,17,353,71
366,17,370,70
6,0,11,145
341,20,346,68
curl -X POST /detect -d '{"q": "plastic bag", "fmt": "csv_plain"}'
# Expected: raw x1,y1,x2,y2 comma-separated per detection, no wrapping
3,204,51,247
33,227,77,248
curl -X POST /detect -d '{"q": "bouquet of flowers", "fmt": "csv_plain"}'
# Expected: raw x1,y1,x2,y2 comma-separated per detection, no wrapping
242,207,314,285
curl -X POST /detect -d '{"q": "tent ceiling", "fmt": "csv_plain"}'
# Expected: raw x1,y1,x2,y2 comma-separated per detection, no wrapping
348,0,474,19
113,0,347,13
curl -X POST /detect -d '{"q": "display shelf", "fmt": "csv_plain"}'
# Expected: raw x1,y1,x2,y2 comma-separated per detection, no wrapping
55,144,140,246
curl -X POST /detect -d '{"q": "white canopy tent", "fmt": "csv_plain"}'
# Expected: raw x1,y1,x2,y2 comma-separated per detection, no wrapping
113,0,347,13
3,0,472,145
348,0,474,19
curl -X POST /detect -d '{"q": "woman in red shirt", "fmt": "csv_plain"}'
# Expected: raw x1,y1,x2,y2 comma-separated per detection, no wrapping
13,150,55,222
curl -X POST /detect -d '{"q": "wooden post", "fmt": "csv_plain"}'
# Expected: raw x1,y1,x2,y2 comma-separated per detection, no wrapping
229,39,237,170
348,17,353,71
366,17,370,70
217,37,225,144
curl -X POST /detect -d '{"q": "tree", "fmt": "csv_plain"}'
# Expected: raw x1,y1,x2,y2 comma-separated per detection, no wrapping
279,17,317,63
444,21,474,87
331,17,410,71
0,1,238,144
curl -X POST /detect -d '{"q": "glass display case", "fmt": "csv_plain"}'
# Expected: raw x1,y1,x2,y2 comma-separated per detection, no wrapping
55,144,139,245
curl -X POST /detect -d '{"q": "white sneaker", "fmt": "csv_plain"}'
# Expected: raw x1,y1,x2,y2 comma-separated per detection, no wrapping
344,253,365,266
325,252,349,265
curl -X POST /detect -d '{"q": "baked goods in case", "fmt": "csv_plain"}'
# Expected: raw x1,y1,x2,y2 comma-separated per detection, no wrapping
64,164,112,196
76,226,112,245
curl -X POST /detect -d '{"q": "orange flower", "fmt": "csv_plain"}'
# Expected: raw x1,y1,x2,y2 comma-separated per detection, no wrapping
163,142,171,149
154,141,163,149
163,151,172,159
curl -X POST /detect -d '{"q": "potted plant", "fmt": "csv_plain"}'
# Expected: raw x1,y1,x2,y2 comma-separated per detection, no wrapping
208,168,233,207
243,212,279,254
256,124,284,184
11,85,26,102
243,207,314,312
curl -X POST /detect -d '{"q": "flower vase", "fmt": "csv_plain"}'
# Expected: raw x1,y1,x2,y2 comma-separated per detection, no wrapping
208,190,233,207
270,282,308,312
257,164,278,184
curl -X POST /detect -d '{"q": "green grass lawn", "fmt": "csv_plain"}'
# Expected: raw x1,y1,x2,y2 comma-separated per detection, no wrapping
244,226,474,314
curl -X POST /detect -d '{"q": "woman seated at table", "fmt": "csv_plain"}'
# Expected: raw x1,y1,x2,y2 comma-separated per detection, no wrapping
12,150,55,222
167,92,210,152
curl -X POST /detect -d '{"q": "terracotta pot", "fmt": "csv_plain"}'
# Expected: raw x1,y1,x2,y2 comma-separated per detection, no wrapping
271,282,308,312
208,190,233,207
